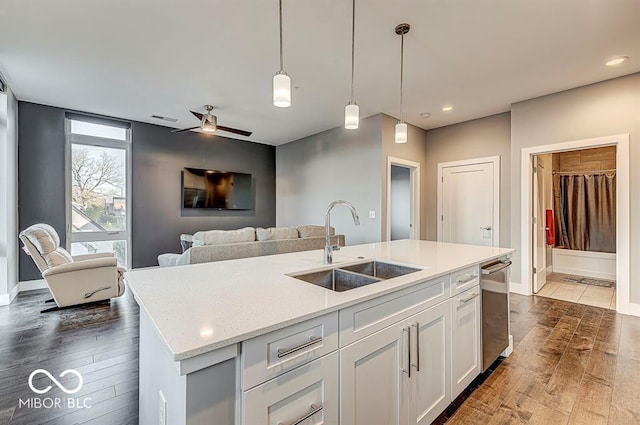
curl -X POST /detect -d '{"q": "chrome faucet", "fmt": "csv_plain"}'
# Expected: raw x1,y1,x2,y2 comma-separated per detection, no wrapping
325,200,360,264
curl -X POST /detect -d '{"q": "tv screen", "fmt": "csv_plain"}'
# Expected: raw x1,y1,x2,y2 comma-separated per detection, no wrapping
182,167,252,210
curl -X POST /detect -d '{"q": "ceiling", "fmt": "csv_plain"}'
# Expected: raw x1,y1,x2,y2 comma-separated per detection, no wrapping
1,1,639,146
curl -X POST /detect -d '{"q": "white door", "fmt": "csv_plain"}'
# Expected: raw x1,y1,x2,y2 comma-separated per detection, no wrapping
409,300,451,425
532,156,547,293
450,288,481,398
439,158,498,246
340,324,409,425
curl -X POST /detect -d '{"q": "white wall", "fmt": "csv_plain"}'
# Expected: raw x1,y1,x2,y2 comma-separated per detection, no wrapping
510,73,640,302
276,114,383,245
0,82,19,304
390,165,411,240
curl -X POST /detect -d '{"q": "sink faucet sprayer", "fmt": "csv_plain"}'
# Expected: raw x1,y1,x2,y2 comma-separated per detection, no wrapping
325,200,360,264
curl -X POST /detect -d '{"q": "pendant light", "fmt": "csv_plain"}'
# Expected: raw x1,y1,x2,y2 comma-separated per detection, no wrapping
273,0,291,107
344,0,359,129
395,23,410,144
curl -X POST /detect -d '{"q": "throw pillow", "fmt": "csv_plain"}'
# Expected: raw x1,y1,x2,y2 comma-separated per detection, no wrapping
256,227,299,241
298,225,335,238
192,227,256,247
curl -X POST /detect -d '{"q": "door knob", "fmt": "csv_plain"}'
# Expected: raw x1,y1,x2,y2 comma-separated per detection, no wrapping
480,226,492,231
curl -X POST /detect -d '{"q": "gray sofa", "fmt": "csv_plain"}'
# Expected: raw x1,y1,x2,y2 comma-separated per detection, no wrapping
158,225,345,267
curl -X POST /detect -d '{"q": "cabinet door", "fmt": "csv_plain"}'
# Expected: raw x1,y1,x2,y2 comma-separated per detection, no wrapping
340,323,409,425
243,351,338,425
409,300,451,425
451,286,482,398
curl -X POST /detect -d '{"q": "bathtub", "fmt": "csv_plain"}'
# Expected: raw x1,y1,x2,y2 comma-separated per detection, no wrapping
552,247,616,280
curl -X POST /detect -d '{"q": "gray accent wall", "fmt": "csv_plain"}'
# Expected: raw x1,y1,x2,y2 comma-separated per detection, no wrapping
18,102,276,280
0,85,19,299
131,121,275,268
424,112,512,247
276,114,383,245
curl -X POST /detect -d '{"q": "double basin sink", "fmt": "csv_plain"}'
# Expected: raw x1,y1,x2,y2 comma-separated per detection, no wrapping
289,260,422,292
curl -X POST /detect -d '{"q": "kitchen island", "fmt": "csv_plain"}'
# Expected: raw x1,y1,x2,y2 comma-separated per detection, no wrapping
127,240,514,425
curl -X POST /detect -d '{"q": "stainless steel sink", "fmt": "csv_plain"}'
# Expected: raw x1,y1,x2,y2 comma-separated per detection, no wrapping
292,268,382,292
340,261,422,279
290,260,422,292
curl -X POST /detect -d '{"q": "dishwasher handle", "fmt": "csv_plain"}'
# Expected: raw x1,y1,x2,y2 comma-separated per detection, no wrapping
482,260,512,275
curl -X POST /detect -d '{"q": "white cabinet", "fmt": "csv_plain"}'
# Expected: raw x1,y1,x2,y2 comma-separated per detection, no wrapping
450,285,482,398
340,322,409,425
408,300,451,425
340,300,451,425
243,351,339,425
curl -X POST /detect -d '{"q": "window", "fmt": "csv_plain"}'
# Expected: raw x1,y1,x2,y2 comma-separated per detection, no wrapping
66,117,131,267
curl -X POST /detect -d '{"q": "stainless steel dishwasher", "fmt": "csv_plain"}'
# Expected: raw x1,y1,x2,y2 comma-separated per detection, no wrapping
481,257,511,371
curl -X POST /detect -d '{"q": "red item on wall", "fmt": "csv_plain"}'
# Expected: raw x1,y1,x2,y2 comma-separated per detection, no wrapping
545,209,555,246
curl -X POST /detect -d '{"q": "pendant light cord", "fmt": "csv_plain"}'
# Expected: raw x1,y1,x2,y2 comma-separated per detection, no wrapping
400,31,404,122
279,0,284,71
350,0,356,102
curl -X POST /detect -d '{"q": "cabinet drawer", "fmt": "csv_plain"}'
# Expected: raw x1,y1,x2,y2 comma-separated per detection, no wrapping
243,351,339,425
450,265,480,296
339,276,449,347
242,312,339,390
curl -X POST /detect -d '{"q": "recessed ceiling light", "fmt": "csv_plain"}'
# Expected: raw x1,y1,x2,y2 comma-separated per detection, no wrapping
420,112,431,119
442,105,453,112
605,56,629,66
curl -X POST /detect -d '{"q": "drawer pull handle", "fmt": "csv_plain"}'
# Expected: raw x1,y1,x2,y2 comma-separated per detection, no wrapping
456,275,476,284
402,326,411,378
278,403,323,425
277,336,322,358
456,292,479,304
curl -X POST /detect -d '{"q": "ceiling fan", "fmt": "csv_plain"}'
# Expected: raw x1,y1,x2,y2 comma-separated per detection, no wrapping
172,105,252,137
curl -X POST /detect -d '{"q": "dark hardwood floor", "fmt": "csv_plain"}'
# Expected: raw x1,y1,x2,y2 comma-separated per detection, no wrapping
447,293,640,425
3,288,640,425
0,289,139,425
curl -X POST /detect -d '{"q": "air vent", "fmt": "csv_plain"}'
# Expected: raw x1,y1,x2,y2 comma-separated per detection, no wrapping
150,114,178,123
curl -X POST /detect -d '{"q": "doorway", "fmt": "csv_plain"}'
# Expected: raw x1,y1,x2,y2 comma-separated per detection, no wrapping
386,157,420,241
437,156,500,247
521,134,631,315
531,147,617,309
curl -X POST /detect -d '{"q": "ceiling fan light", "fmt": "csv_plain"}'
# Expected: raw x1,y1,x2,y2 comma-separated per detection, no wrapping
201,115,217,132
345,103,359,130
273,72,291,108
395,122,408,144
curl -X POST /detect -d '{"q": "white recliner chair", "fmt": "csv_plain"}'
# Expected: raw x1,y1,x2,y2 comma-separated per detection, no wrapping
19,224,126,313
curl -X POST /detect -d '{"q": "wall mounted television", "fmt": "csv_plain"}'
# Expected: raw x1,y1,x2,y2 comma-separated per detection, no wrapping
182,167,252,210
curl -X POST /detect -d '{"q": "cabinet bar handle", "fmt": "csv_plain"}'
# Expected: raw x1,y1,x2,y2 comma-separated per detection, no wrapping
456,275,476,284
278,403,323,425
411,322,420,372
402,326,411,378
456,292,479,304
277,336,322,358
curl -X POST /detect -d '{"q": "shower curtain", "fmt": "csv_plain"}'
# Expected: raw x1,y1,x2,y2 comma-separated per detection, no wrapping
555,173,616,253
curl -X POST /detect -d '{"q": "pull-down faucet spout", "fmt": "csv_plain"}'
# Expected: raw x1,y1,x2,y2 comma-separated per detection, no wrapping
325,200,360,264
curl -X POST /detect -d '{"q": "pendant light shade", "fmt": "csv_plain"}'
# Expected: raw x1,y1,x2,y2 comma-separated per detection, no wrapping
395,122,408,144
273,72,291,108
344,0,359,129
394,23,410,144
345,103,359,129
273,0,291,108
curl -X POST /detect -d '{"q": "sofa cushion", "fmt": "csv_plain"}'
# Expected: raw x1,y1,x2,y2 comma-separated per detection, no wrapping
256,227,299,242
22,224,61,256
44,247,74,268
297,225,335,238
192,227,256,247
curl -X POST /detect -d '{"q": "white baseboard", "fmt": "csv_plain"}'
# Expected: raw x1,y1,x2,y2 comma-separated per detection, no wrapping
19,279,48,292
545,266,553,276
0,284,19,306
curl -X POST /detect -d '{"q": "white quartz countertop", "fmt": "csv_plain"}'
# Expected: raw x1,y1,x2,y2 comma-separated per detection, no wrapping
126,240,514,361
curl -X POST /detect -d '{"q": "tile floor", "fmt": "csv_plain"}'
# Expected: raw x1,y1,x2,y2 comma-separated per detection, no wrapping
446,293,640,425
536,273,616,310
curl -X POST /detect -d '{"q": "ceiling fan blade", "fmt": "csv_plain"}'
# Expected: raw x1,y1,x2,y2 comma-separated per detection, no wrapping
190,111,204,121
216,125,253,137
171,126,200,133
